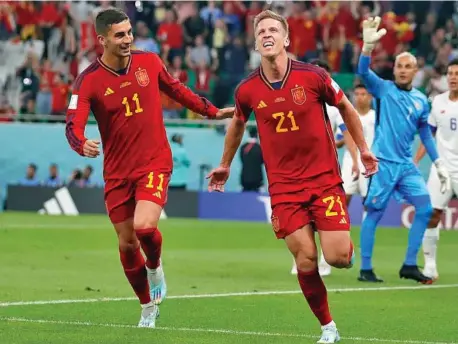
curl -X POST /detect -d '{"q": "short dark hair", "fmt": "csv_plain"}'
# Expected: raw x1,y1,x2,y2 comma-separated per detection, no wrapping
311,59,331,73
95,8,129,35
28,163,37,171
354,84,368,91
447,58,458,71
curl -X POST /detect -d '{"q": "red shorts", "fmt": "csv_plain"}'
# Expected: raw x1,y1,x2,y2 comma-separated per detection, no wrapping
104,170,171,224
270,185,350,239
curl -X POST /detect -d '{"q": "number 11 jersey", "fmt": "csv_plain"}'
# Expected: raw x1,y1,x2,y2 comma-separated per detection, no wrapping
235,59,344,205
66,50,218,181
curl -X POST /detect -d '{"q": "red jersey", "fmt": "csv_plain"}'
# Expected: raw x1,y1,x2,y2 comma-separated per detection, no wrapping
66,51,218,180
235,59,343,205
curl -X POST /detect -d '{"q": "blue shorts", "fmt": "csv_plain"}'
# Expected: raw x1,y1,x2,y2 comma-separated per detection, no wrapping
364,160,429,210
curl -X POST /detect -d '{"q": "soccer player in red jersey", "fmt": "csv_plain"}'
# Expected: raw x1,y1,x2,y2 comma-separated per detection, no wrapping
207,10,378,343
65,8,233,328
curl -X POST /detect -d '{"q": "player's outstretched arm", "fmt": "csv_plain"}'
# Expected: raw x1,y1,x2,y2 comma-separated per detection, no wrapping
66,82,99,158
358,16,387,97
342,129,360,179
336,95,378,176
207,116,246,192
157,58,234,119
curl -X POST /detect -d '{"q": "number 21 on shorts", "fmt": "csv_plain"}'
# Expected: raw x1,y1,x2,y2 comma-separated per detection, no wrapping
322,195,346,217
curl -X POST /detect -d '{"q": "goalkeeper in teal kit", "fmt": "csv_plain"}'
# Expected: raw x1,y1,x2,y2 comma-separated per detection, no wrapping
357,17,451,284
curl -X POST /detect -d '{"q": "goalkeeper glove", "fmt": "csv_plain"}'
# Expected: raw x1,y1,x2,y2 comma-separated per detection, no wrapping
434,158,451,193
362,16,387,54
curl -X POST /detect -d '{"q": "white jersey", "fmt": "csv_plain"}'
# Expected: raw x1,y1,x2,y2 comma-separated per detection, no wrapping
343,109,376,166
326,104,344,135
429,92,458,176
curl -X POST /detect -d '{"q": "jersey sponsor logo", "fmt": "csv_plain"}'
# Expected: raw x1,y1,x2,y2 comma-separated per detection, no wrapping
257,100,267,109
104,87,114,96
291,85,306,105
120,81,131,88
68,95,78,110
135,67,150,87
331,79,340,94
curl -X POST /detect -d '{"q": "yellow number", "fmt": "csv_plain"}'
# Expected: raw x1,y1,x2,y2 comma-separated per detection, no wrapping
322,195,346,217
122,97,132,117
146,172,155,188
146,172,164,191
122,93,143,117
335,195,346,215
272,111,300,133
322,196,338,217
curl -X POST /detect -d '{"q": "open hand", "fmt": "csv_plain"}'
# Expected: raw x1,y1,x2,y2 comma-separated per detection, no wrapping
360,150,379,177
206,166,230,192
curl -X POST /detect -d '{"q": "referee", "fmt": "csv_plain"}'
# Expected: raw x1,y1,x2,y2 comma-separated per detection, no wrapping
239,127,264,192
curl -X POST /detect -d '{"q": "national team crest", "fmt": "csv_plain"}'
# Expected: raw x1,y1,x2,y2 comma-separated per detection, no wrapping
271,215,280,232
291,86,306,105
135,68,150,87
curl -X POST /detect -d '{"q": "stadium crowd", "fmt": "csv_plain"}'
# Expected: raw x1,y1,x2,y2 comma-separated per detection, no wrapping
0,0,457,119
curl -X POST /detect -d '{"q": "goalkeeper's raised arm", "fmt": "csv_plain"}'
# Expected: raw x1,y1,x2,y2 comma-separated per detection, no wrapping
357,17,387,98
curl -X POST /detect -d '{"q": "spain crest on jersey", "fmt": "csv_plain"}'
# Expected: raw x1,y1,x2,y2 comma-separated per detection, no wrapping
291,86,306,105
135,68,150,87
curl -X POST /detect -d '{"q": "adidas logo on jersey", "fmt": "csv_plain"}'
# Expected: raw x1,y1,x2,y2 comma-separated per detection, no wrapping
153,191,162,199
257,100,267,109
104,87,114,96
339,217,347,224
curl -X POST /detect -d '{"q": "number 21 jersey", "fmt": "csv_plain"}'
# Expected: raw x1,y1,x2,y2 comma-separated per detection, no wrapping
235,59,344,205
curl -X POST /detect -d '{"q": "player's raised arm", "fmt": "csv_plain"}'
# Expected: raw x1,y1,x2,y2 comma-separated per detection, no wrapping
357,17,387,97
65,76,99,158
207,88,250,192
156,55,234,119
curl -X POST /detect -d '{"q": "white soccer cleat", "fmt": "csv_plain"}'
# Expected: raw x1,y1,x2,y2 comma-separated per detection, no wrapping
423,265,439,280
291,262,298,275
317,323,341,343
147,260,167,305
319,262,332,277
138,303,159,328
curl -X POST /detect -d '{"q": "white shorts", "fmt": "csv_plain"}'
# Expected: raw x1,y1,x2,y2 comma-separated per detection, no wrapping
427,165,458,209
341,157,368,197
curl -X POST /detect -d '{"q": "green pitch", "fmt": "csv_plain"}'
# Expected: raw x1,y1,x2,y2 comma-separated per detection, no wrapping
0,212,457,344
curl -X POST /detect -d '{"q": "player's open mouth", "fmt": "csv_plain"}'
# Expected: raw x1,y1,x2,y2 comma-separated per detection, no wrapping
263,42,274,48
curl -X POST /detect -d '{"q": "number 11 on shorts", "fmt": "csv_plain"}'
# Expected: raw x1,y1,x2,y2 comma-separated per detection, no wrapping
146,172,164,192
322,195,346,217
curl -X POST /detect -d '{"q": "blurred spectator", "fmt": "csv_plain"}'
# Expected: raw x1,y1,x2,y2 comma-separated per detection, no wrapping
186,35,211,69
183,4,206,46
222,36,247,86
200,1,223,27
427,65,448,98
44,163,62,187
38,1,59,59
157,9,183,61
288,6,319,62
161,55,187,119
36,59,55,115
445,18,458,50
51,73,70,116
82,165,94,187
412,56,427,89
68,169,85,188
240,127,263,192
221,2,242,38
0,95,15,122
134,21,159,54
193,61,213,98
19,163,40,186
170,133,190,190
16,52,40,114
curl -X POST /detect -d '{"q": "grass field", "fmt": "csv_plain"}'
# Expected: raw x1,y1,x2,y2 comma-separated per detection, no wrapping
0,212,457,344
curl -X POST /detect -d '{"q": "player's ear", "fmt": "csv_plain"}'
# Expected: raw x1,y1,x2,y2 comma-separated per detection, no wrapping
284,36,290,48
97,34,107,47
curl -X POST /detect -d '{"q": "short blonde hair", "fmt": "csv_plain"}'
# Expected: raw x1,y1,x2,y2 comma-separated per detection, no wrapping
253,10,289,36
395,52,417,66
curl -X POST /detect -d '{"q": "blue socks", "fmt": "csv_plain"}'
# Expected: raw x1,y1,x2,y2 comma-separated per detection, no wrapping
404,196,433,266
360,208,384,270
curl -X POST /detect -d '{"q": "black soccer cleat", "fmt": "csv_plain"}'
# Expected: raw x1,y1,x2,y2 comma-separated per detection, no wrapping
358,269,384,283
399,265,434,284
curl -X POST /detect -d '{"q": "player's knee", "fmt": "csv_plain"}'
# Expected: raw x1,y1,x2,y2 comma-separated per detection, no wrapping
429,209,442,227
416,202,433,220
326,254,351,269
133,217,159,230
118,235,139,253
295,250,318,273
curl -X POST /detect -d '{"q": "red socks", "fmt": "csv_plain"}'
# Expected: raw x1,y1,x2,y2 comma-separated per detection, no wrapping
119,246,151,305
297,269,333,326
136,228,162,269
